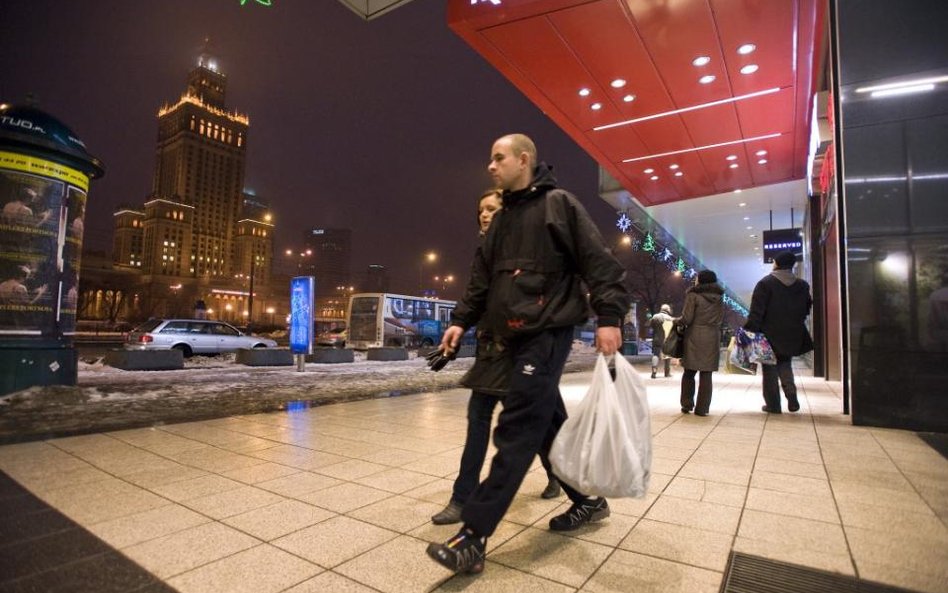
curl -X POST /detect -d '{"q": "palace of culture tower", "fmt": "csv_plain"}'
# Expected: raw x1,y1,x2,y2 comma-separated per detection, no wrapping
110,49,275,324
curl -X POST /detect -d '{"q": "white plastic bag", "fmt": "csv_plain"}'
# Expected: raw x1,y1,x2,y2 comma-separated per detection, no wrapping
549,354,651,498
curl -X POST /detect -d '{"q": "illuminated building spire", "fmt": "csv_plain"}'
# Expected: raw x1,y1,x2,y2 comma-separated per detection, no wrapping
187,37,226,109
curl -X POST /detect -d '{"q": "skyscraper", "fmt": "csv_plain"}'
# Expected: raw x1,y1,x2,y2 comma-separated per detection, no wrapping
107,48,274,323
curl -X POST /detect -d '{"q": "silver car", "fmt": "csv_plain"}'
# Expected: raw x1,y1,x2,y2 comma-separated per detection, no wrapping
124,319,278,357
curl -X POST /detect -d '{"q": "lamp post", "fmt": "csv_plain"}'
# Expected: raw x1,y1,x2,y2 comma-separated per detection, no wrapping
419,251,437,294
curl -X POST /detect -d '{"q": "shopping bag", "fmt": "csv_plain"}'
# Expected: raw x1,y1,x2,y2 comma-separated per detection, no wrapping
661,325,684,358
736,328,776,365
549,354,651,498
726,336,756,374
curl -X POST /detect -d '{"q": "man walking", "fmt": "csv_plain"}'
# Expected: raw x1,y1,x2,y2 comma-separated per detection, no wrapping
426,133,630,574
744,250,814,413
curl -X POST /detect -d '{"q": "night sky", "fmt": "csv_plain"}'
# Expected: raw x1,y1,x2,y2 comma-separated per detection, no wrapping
0,0,620,298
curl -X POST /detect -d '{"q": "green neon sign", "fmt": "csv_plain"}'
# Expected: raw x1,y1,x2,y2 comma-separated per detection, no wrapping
240,0,272,6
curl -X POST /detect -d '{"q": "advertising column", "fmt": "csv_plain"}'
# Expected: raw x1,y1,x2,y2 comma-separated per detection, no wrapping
0,104,104,395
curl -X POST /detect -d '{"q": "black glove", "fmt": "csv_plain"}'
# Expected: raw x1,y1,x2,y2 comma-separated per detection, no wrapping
425,347,457,372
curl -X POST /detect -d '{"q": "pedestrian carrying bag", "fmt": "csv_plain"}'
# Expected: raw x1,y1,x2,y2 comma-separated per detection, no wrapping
549,354,651,498
661,324,684,358
736,328,776,365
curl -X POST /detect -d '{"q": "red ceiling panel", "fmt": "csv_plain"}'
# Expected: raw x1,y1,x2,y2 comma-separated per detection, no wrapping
678,103,743,148
483,18,622,131
734,87,796,137
712,0,796,95
627,115,696,157
446,0,825,207
586,125,650,165
548,1,675,121
622,0,732,108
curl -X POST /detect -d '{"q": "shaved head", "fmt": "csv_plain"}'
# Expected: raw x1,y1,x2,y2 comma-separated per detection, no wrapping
498,133,537,168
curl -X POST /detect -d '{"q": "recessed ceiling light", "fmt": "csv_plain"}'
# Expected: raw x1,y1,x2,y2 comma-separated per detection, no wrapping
611,78,626,88
699,75,716,84
758,158,768,164
754,246,760,250
739,202,747,207
740,64,759,75
743,216,750,220
755,150,768,156
644,168,654,174
692,56,711,67
674,171,683,177
735,189,743,194
669,164,679,170
726,155,737,161
750,234,758,238
650,175,659,181
591,102,602,110
729,163,739,169
623,94,636,102
620,132,782,163
737,43,757,55
579,88,591,97
746,226,753,230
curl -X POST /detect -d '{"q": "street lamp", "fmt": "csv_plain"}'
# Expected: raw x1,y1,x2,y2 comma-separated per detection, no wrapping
286,248,314,273
419,251,437,294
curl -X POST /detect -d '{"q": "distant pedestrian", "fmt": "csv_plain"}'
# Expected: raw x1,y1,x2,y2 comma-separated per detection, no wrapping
649,303,675,378
745,251,813,413
426,133,629,574
430,189,561,527
679,270,724,416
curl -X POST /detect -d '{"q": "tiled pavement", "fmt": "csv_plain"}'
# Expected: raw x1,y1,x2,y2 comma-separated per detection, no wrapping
1,366,946,593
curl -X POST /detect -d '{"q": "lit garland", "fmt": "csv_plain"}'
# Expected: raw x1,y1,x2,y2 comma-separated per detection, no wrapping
615,211,749,316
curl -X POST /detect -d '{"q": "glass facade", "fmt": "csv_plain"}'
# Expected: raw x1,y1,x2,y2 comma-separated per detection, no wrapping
836,0,948,430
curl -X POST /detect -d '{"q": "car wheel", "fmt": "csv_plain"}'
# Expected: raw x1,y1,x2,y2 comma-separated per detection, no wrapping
172,344,193,358
252,343,266,349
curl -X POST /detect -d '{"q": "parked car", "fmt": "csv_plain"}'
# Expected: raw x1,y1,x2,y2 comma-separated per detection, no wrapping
316,327,347,348
124,319,278,357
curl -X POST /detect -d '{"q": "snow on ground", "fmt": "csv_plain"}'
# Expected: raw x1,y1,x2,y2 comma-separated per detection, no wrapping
0,342,605,443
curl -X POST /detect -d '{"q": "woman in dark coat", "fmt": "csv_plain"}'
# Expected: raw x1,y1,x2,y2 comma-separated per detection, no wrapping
679,270,725,416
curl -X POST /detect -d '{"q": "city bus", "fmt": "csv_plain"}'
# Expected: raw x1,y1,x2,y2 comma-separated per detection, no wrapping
346,293,459,350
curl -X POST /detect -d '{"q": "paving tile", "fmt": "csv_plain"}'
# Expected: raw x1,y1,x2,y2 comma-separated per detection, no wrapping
753,456,827,479
248,445,347,470
855,559,948,593
220,461,300,484
180,485,285,519
662,476,747,507
122,522,260,579
87,503,210,549
678,461,751,487
121,465,210,489
737,509,848,554
297,481,393,513
255,471,342,498
283,571,378,593
846,525,948,578
579,549,721,593
222,499,335,541
335,535,451,593
436,561,575,592
353,466,439,494
168,543,321,593
148,474,245,502
315,458,390,481
620,518,733,572
731,536,855,576
489,526,613,588
37,478,168,524
347,494,443,533
643,495,742,535
272,515,398,568
750,470,832,497
744,487,840,523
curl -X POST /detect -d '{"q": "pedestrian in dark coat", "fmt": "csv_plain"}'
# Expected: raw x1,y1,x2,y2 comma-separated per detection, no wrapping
744,251,814,413
679,270,724,416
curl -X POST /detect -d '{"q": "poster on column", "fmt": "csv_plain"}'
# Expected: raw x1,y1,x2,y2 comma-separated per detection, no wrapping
0,151,89,336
